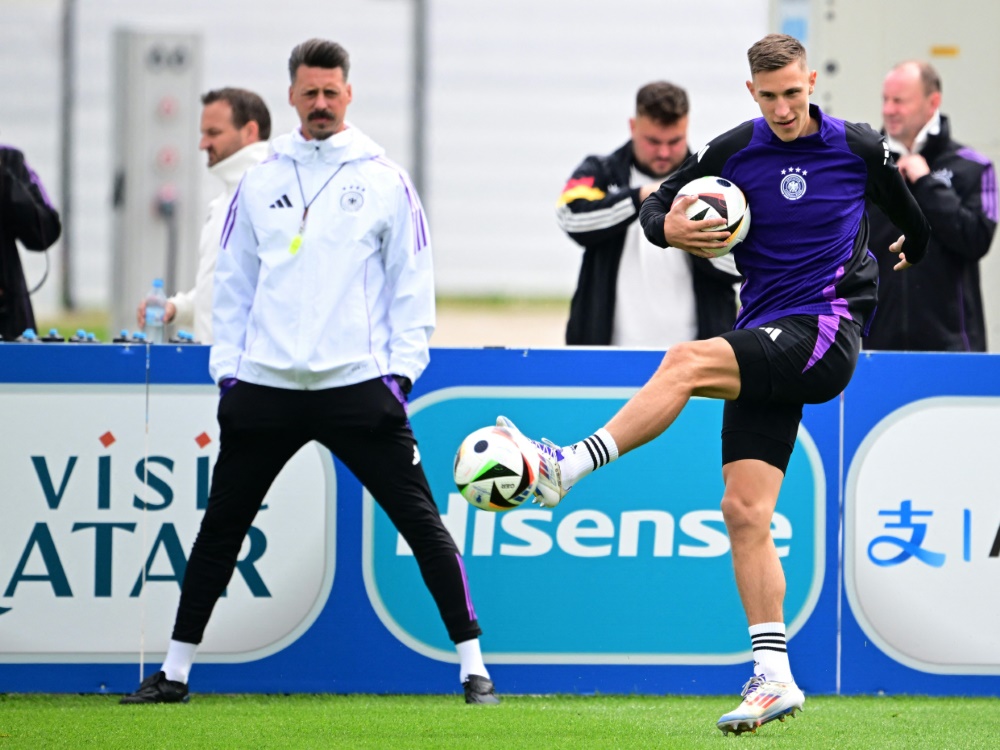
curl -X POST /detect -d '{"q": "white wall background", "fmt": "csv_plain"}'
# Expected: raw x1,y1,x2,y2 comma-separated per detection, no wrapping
426,1,767,294
1,0,768,317
796,0,1000,350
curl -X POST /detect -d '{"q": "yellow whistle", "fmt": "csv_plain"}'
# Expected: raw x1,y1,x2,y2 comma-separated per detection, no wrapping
289,235,302,255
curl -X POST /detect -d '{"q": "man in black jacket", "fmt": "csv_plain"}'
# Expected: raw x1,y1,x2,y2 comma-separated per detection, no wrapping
864,60,997,352
0,146,61,341
556,81,739,346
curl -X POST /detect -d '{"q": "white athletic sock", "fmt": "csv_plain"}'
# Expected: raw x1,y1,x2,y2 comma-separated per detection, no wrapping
456,638,489,683
561,428,619,486
749,622,793,683
161,639,198,684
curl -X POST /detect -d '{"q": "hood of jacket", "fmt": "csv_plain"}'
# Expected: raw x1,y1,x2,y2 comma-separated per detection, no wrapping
270,123,385,167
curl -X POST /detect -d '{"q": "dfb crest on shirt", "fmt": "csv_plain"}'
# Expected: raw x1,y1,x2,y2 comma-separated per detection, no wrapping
779,167,808,201
340,185,365,212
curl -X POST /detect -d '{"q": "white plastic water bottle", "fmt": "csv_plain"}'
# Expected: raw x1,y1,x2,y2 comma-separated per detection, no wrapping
144,278,167,344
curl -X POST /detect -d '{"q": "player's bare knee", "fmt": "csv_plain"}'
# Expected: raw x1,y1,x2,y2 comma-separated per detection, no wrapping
720,491,771,537
656,341,703,388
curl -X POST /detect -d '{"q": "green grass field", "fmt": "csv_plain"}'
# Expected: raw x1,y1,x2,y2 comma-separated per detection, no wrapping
2,694,998,749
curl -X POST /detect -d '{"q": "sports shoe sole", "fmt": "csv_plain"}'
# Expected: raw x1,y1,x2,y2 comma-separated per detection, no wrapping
717,704,802,735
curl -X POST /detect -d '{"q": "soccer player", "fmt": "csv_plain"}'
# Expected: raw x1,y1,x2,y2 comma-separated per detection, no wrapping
501,33,930,734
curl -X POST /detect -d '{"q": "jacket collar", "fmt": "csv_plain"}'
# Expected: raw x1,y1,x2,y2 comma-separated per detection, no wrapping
271,123,385,166
209,141,270,189
885,111,946,157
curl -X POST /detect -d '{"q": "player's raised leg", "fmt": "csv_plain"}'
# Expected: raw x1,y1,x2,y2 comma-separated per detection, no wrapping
500,338,741,507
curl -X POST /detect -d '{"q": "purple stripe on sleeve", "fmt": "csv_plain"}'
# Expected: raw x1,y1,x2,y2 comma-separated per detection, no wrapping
455,553,478,622
957,147,992,166
397,173,429,253
418,207,428,247
373,155,429,253
221,183,242,248
957,148,998,222
983,164,998,223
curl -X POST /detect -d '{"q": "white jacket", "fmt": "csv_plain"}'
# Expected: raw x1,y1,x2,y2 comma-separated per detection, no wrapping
209,125,435,389
169,141,270,343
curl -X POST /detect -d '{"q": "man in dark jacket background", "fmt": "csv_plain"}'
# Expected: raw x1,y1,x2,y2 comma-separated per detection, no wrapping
0,145,62,341
864,60,997,352
556,81,739,347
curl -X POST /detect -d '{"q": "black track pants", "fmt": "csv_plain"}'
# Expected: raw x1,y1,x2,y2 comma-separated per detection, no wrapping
171,378,482,646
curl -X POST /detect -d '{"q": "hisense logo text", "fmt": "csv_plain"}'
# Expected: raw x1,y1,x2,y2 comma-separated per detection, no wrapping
397,494,792,558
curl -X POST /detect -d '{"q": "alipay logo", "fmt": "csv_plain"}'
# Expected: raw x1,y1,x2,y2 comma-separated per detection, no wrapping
846,397,1000,674
364,388,825,664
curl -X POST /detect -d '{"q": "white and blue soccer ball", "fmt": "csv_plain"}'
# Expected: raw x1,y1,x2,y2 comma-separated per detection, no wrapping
453,425,537,512
676,175,751,257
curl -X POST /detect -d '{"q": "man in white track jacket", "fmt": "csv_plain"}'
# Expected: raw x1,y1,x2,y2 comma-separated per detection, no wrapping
210,109,432,389
121,38,500,706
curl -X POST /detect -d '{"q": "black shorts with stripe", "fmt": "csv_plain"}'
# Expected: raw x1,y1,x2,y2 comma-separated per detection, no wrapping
719,314,861,473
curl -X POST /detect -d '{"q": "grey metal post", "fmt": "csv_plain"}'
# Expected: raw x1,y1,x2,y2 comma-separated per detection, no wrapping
412,0,427,201
59,0,76,310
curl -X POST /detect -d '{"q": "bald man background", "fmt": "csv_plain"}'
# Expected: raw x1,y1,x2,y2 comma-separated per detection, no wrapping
863,60,998,352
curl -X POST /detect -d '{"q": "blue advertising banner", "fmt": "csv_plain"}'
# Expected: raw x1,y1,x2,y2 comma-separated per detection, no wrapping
0,344,997,697
367,389,825,665
841,352,1000,695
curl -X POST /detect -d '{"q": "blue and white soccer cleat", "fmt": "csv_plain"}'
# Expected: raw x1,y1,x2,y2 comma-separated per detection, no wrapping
495,416,569,507
716,675,805,735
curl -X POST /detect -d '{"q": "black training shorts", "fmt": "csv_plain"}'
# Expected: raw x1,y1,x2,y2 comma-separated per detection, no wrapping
719,314,862,472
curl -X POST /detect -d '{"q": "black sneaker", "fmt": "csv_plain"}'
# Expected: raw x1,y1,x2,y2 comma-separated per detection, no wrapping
120,671,190,704
463,674,500,704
